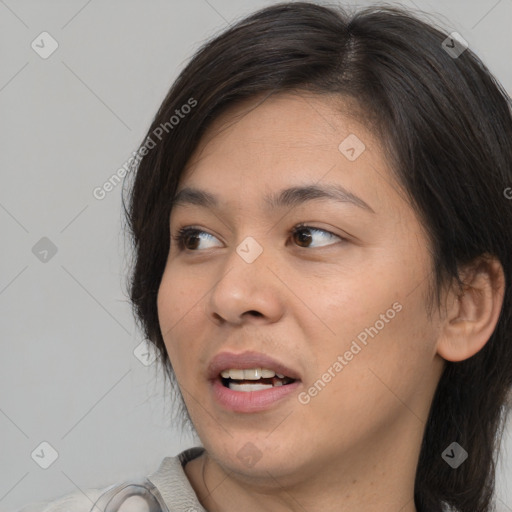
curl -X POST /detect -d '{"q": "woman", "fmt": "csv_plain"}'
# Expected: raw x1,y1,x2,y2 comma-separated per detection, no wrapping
19,1,512,511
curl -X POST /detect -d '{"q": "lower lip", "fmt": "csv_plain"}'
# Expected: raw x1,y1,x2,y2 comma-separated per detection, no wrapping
210,378,301,413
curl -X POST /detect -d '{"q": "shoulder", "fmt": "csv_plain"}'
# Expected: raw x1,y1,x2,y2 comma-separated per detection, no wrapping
15,447,206,512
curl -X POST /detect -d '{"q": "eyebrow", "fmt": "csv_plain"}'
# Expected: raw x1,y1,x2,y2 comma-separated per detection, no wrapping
171,183,375,214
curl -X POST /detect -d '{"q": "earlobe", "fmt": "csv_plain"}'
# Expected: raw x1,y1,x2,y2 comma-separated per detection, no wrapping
436,256,505,362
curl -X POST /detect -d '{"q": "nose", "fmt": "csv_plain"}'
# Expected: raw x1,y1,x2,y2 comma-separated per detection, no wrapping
205,238,286,326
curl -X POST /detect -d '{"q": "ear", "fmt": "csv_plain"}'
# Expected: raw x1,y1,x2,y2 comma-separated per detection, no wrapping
436,255,505,362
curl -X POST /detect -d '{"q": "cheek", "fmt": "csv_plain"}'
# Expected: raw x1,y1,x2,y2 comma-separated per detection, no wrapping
314,255,436,372
347,292,438,408
157,267,212,382
156,270,193,365
156,272,174,339
304,295,437,433
157,265,199,331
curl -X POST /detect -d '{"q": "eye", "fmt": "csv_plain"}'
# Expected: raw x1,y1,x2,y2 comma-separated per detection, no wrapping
290,223,344,248
171,223,344,252
172,226,222,251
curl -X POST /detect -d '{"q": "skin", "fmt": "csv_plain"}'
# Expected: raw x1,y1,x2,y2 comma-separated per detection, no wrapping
156,92,505,512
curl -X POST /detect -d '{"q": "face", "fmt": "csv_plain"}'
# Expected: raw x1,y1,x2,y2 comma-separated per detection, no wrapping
157,92,446,483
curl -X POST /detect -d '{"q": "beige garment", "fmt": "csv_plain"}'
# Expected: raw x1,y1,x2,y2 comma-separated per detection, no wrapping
15,447,207,512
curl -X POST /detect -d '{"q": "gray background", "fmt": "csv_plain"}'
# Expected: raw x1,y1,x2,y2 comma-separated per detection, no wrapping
1,0,511,509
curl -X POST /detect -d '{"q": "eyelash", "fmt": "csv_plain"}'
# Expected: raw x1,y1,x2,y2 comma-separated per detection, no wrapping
171,222,344,252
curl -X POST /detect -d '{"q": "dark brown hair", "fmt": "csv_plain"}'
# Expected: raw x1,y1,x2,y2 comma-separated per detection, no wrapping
123,3,512,511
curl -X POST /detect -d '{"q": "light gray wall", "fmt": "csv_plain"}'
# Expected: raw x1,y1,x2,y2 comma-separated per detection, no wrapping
1,0,511,509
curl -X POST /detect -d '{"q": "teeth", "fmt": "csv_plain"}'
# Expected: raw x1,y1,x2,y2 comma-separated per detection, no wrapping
220,368,279,380
244,368,260,379
226,369,244,380
229,382,273,392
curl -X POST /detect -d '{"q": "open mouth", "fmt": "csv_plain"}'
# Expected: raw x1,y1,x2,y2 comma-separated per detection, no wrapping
220,369,297,391
211,363,302,411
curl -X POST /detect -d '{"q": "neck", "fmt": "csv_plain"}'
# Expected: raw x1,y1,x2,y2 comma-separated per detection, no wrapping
185,417,423,512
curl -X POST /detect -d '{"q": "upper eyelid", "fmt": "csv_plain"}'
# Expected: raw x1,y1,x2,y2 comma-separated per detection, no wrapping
173,224,344,246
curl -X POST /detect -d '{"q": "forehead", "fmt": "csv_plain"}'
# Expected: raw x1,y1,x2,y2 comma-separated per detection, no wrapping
173,92,403,218
187,92,371,164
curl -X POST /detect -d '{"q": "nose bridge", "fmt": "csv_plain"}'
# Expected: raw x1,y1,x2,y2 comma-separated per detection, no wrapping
235,234,266,265
220,231,272,291
206,231,283,322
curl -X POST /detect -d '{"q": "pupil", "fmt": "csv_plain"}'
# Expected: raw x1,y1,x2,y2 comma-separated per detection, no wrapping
296,228,312,247
186,234,199,250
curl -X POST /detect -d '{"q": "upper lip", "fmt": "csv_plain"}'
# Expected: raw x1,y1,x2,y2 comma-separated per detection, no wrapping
207,350,302,381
